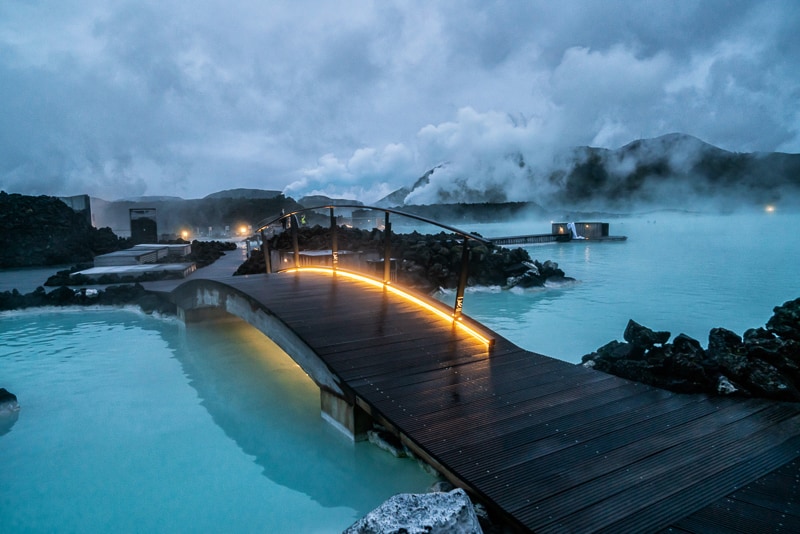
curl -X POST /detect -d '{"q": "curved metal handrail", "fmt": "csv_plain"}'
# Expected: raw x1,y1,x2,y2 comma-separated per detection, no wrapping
255,204,492,320
256,204,492,245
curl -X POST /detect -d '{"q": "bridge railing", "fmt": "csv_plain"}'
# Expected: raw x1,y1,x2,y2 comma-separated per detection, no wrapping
255,204,492,320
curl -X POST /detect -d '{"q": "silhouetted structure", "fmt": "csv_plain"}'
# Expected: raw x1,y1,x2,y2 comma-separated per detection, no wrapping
129,208,157,244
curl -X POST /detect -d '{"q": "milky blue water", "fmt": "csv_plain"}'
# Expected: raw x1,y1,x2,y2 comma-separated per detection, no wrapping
2,210,799,532
450,210,800,363
0,309,434,533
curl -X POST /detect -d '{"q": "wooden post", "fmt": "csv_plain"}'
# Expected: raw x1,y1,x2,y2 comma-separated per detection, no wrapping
454,236,470,318
330,207,338,270
383,212,392,284
260,229,272,274
291,214,300,268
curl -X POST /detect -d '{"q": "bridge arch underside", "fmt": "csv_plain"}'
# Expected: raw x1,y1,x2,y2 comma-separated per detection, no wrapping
170,278,372,439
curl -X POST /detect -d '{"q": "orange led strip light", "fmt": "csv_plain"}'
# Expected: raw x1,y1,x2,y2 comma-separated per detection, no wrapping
285,267,492,346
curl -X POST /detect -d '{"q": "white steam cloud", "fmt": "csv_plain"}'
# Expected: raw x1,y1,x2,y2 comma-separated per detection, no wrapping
284,143,417,203
284,20,800,206
1,1,798,201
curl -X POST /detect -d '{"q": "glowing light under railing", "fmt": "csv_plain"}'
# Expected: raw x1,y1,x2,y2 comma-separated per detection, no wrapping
285,267,492,346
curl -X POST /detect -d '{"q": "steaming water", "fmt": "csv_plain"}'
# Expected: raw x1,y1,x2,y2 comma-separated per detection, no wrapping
450,210,800,362
0,309,434,533
2,210,799,532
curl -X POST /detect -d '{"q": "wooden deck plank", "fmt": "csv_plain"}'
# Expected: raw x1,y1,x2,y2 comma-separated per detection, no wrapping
400,371,623,436
469,396,738,502
432,388,691,466
504,401,785,512
427,385,676,458
589,434,800,534
391,378,618,442
334,342,489,384
346,347,536,390
525,412,800,532
672,497,799,534
166,271,800,533
664,458,800,533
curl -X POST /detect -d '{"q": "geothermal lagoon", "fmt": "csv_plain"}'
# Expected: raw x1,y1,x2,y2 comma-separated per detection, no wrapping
448,209,800,363
2,209,800,532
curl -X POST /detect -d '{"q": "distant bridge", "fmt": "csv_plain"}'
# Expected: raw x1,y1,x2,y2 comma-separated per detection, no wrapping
151,206,800,532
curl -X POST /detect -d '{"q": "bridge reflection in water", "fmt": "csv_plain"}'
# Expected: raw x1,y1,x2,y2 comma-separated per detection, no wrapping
166,266,800,533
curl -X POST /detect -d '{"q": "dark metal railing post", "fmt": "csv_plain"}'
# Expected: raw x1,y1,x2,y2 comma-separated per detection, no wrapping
253,205,495,343
260,229,272,274
330,207,338,271
454,236,470,318
383,212,392,284
291,214,300,268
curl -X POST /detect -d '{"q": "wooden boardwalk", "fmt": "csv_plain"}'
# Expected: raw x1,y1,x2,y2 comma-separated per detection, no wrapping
156,266,800,532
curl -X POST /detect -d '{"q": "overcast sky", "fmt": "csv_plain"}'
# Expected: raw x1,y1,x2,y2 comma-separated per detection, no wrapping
1,0,798,201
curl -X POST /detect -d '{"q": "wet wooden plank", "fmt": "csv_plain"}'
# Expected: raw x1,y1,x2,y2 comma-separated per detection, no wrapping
664,457,800,533
171,271,800,533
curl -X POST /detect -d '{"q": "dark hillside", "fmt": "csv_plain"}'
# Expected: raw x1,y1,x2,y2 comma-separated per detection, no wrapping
92,194,303,236
0,192,130,268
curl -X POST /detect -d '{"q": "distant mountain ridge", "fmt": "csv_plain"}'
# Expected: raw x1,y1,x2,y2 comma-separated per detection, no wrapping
380,133,800,210
204,188,282,200
298,195,364,207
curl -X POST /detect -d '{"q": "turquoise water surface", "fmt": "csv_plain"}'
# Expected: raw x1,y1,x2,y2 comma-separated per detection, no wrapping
0,309,434,533
2,209,799,532
451,210,800,362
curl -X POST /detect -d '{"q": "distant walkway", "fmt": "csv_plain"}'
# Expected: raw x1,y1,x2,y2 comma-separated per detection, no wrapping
142,245,247,293
160,264,800,532
0,245,248,295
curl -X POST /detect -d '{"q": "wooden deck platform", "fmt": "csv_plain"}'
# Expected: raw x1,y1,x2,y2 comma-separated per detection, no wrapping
490,233,626,245
490,233,569,245
154,267,800,532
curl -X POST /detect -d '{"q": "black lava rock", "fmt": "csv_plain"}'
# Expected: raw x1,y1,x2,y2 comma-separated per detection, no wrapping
581,298,800,402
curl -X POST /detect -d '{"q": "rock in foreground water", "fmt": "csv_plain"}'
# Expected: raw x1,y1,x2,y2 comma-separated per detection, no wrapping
345,488,483,534
0,388,19,414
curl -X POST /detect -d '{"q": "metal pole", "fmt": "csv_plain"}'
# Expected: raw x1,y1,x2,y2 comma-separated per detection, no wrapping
260,229,271,274
291,214,300,268
383,212,392,283
330,207,338,270
454,236,470,318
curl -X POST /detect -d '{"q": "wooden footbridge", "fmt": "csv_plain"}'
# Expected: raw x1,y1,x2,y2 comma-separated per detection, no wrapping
151,206,800,532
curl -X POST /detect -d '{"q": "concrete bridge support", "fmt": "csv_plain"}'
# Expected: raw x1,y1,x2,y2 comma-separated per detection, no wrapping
174,282,372,441
320,390,372,441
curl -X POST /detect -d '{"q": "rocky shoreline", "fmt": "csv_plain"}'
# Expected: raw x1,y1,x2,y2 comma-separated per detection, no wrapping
582,297,800,402
0,283,176,314
235,225,574,293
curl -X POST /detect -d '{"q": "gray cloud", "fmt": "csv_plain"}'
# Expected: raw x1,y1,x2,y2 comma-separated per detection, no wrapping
1,0,798,202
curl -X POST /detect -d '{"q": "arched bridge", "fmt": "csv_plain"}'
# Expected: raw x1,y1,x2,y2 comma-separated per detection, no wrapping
161,206,800,532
